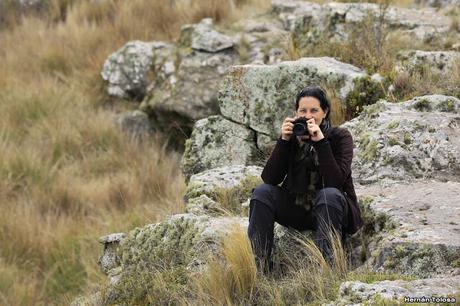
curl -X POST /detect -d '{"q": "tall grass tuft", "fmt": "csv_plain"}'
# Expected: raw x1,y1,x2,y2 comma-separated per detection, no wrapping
193,226,257,305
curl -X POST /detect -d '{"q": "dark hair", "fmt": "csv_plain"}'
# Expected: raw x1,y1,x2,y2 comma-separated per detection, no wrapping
295,85,331,121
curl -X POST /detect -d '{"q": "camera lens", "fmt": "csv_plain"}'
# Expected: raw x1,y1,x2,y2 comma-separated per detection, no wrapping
293,121,307,136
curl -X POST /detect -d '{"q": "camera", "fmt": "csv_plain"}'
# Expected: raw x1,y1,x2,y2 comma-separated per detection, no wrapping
292,117,309,136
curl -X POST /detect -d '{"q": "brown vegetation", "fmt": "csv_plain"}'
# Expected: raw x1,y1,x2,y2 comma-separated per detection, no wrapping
0,0,269,304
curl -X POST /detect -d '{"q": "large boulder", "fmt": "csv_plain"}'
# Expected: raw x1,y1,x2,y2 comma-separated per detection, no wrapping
139,19,240,146
101,41,174,100
182,56,386,179
95,213,313,304
219,57,366,139
355,180,460,278
181,116,260,180
344,95,460,185
140,49,239,122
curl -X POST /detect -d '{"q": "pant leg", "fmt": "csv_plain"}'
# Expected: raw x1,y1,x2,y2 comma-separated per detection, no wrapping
313,187,349,264
248,183,312,270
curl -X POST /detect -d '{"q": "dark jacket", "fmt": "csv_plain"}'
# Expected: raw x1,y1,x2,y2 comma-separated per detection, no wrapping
261,127,364,235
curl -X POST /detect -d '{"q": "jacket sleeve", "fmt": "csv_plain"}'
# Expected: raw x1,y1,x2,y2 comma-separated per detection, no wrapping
261,137,292,185
312,128,353,189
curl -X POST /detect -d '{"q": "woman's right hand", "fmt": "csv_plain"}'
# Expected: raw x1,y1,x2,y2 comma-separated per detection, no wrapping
281,117,295,141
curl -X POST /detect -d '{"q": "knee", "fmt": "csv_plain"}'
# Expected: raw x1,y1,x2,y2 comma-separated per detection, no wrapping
251,183,274,200
315,188,346,211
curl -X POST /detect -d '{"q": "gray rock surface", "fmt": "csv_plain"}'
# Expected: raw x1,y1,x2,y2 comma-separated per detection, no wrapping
188,18,234,53
98,233,126,275
219,57,366,138
140,49,239,122
186,165,263,198
101,41,173,100
414,0,460,8
277,0,455,48
334,275,460,305
96,213,319,303
397,50,460,75
115,110,153,140
181,116,259,180
185,165,263,215
343,95,460,185
355,180,460,278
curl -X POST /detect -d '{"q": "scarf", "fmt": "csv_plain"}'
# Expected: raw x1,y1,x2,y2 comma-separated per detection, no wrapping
285,120,332,211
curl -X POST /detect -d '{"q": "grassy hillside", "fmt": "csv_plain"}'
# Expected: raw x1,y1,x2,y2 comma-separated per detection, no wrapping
0,0,269,304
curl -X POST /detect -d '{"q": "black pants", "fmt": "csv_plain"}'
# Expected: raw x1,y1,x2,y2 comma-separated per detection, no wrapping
247,183,349,269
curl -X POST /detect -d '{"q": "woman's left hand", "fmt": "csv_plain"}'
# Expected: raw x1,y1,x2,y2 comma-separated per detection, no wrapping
307,118,324,142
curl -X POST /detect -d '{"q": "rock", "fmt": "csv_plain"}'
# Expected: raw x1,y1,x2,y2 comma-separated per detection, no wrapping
231,17,289,65
181,116,259,180
186,194,222,215
185,18,234,53
186,165,263,199
396,50,460,75
115,110,153,140
371,73,384,83
355,180,460,278
99,214,246,303
178,18,234,53
271,0,322,32
414,0,460,8
184,165,263,215
334,276,460,305
93,212,322,304
343,95,460,185
219,57,366,139
98,233,126,275
141,49,238,121
282,0,454,49
101,41,174,100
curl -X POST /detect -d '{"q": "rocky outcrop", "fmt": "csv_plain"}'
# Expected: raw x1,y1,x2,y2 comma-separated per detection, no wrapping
355,180,460,278
343,95,460,185
87,2,460,304
333,275,460,305
275,0,455,48
95,213,312,304
396,50,460,75
138,17,290,146
181,57,373,179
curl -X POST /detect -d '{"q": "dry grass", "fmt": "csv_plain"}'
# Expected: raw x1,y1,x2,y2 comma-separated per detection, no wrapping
192,227,257,305
187,226,349,305
0,0,270,304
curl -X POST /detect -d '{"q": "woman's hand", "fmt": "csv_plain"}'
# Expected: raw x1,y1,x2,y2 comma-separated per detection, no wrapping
307,118,324,142
281,117,295,141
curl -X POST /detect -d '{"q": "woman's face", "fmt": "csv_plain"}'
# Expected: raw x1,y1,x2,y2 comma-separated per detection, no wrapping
296,96,328,126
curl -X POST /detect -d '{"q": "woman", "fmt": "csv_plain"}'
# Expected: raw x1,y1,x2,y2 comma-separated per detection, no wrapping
248,85,363,271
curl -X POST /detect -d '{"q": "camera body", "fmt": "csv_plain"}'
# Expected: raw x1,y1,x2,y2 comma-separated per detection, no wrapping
292,117,309,136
